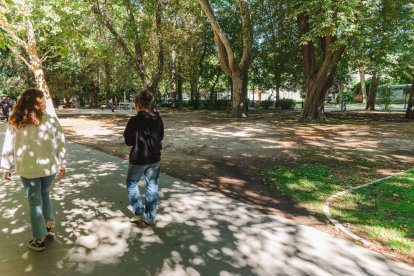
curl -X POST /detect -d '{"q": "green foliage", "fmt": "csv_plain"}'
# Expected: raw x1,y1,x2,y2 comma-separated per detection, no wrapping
259,100,274,109
275,99,295,109
198,99,228,110
338,91,354,103
377,87,394,110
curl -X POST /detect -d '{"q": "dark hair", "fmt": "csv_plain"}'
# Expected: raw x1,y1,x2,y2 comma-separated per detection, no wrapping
8,88,45,128
135,91,154,109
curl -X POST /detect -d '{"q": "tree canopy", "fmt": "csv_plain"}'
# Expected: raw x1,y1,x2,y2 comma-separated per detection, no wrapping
1,0,413,119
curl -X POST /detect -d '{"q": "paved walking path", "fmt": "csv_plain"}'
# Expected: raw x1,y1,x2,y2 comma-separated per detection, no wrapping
0,125,413,276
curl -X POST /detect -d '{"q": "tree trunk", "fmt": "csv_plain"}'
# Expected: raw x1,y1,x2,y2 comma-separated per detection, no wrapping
276,85,280,101
232,71,248,117
359,68,367,104
297,14,344,122
198,0,252,118
405,77,414,119
190,76,199,109
300,50,343,121
1,14,57,116
366,73,379,110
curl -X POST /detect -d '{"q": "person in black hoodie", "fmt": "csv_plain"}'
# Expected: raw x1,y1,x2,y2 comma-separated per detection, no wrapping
123,91,164,225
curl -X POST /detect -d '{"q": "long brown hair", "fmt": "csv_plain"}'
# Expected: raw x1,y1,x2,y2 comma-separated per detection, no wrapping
8,89,45,129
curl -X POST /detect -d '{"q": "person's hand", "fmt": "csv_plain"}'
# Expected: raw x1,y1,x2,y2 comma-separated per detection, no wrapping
58,168,65,179
3,171,12,180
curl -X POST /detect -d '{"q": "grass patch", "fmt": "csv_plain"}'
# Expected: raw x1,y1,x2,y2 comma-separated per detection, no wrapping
264,164,357,210
330,170,414,261
264,165,414,262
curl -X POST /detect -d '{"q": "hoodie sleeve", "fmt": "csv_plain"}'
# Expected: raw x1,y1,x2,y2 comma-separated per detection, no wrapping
1,126,16,171
159,117,164,141
123,117,136,146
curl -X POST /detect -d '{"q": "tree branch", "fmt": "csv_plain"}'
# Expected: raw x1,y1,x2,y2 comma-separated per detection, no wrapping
214,32,231,76
92,5,136,69
239,0,252,72
123,0,149,86
198,0,236,71
297,13,315,80
148,0,164,91
0,17,28,50
7,45,32,70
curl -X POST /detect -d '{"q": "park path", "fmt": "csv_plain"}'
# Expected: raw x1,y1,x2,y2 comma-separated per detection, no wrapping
0,124,413,276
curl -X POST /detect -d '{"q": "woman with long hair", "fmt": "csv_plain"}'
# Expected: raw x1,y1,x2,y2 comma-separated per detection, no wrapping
1,88,66,251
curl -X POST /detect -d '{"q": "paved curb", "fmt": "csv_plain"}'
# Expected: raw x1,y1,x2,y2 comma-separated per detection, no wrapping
323,172,406,249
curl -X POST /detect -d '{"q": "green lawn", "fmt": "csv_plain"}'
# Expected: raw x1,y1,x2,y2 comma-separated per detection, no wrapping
264,165,414,262
330,170,414,260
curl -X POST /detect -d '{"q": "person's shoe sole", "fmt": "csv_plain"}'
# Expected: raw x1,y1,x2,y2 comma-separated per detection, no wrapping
27,240,46,252
130,215,145,223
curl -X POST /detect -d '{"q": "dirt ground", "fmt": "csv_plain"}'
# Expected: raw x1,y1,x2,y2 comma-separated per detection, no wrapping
59,109,414,261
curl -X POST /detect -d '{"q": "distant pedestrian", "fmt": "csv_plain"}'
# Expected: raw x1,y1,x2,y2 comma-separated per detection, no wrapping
107,98,115,112
1,89,66,252
123,91,164,225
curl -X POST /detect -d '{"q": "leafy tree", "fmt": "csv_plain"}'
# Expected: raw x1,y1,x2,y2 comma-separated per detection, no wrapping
91,0,164,101
0,0,60,115
290,0,367,121
198,0,253,117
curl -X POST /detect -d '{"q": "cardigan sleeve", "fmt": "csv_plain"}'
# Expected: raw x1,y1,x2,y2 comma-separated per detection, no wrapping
1,126,16,171
55,119,67,169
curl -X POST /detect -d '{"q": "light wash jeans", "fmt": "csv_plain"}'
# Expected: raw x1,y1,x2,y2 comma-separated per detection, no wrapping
126,162,160,222
20,174,55,239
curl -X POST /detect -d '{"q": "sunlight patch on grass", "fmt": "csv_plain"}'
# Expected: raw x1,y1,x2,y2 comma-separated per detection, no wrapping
265,164,350,210
330,169,414,261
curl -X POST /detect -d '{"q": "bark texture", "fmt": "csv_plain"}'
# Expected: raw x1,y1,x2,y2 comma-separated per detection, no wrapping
405,78,414,119
366,72,379,110
297,14,344,121
359,68,367,104
0,12,56,116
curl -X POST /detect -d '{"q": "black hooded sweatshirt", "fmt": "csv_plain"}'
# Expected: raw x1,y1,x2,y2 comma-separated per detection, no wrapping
123,111,164,165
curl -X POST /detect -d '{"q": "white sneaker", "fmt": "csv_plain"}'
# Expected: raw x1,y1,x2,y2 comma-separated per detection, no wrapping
130,215,144,223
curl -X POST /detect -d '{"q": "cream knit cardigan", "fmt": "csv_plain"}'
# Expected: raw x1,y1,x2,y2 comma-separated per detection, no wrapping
1,114,66,178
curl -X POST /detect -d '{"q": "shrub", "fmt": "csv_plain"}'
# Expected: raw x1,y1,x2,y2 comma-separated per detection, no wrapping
337,91,354,103
259,100,274,109
275,99,296,109
199,99,228,109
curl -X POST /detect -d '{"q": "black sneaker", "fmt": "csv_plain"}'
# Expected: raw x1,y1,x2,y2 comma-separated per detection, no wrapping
27,239,46,251
47,227,55,237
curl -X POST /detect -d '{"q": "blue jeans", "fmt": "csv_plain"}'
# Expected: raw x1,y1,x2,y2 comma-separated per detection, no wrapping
20,175,56,239
126,162,160,222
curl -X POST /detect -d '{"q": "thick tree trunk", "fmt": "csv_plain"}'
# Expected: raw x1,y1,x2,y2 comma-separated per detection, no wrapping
366,73,379,110
177,72,183,103
297,14,344,122
359,68,367,104
232,71,248,117
405,78,414,119
300,51,342,121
